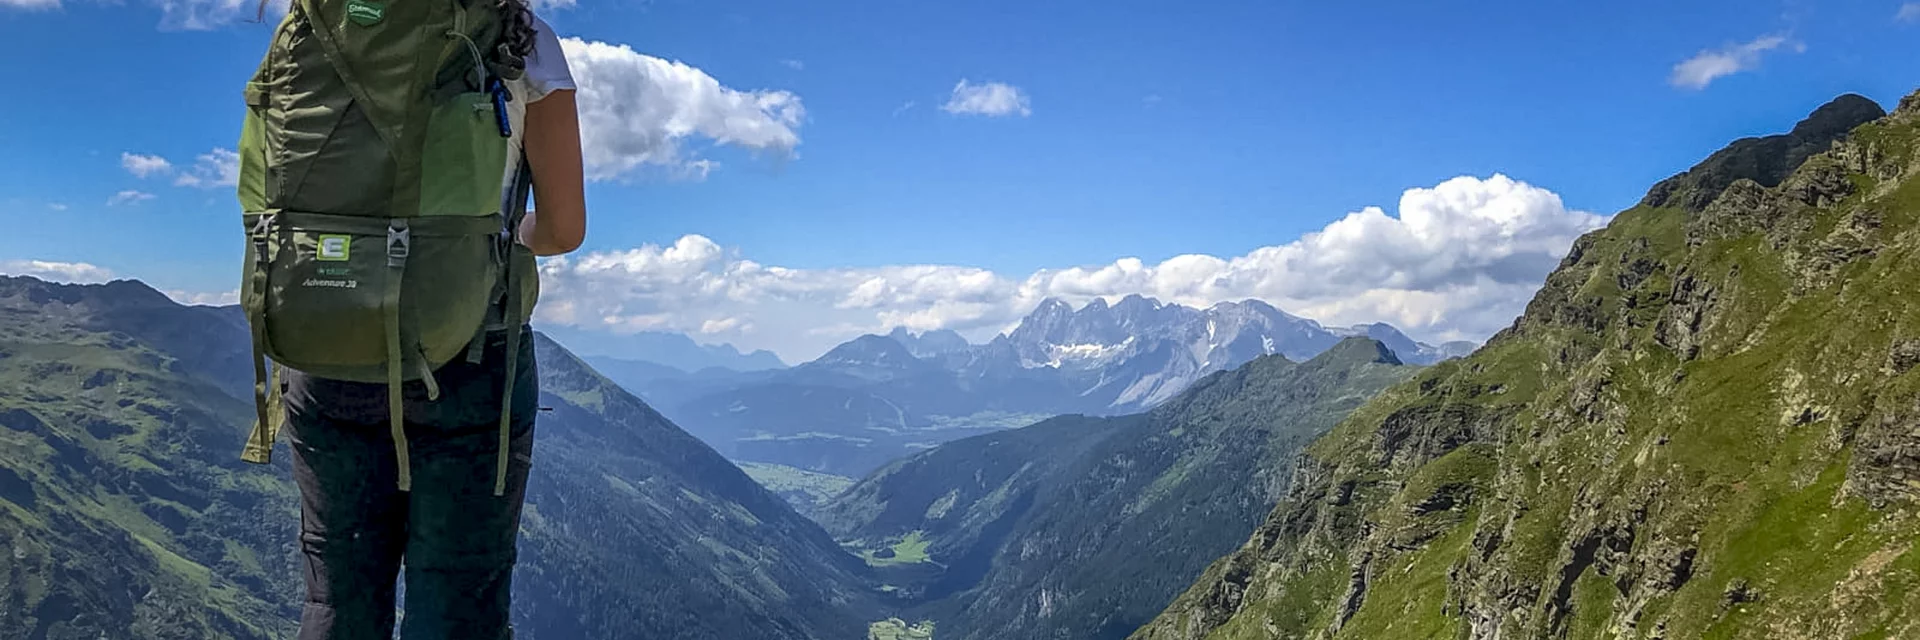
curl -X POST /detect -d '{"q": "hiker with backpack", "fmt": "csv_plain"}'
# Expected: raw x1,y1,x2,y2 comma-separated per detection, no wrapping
232,0,586,637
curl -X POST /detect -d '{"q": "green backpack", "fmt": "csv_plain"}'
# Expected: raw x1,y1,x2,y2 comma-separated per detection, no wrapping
234,0,539,496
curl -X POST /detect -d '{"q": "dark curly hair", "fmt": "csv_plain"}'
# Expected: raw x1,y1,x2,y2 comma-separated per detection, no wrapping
493,0,539,78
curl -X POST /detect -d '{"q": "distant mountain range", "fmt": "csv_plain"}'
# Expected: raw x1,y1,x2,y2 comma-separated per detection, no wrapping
540,325,787,373
584,295,1472,477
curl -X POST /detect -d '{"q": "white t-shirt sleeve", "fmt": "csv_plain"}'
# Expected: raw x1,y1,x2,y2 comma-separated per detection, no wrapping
500,13,575,193
519,14,576,103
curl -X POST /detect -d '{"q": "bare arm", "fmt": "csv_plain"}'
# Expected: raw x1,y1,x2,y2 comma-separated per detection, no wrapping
516,89,587,256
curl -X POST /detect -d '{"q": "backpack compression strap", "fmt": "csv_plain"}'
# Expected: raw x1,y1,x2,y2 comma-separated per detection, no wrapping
494,153,535,497
242,214,281,465
386,220,416,491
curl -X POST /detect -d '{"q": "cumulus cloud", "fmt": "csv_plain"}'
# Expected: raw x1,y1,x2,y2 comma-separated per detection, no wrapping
536,174,1607,361
1669,35,1799,90
561,38,805,180
1901,3,1920,23
941,80,1032,117
108,190,157,206
0,0,60,10
0,260,116,283
174,148,240,188
122,153,174,179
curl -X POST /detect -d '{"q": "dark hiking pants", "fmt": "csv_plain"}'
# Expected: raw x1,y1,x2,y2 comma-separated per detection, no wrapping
283,329,538,640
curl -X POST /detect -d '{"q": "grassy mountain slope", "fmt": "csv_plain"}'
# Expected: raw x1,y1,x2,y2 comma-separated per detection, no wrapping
516,334,879,639
821,338,1417,640
1135,92,1920,640
0,276,881,639
0,278,298,640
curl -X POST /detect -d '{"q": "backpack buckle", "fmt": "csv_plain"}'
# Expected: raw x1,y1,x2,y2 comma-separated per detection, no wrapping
386,222,411,267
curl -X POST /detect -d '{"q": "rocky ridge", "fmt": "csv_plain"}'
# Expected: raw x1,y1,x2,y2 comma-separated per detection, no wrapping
1135,91,1920,640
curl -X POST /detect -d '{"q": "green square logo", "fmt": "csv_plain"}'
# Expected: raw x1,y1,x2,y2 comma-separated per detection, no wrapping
345,0,384,26
317,235,351,262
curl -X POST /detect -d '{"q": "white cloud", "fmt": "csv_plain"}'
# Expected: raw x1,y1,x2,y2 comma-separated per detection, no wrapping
941,80,1032,117
701,317,751,334
48,203,69,212
892,101,918,117
0,0,60,10
780,59,805,71
529,0,574,9
122,153,174,179
108,190,157,206
0,260,116,284
174,148,240,188
166,288,241,306
1669,35,1799,90
153,0,254,30
1900,2,1920,23
561,38,805,181
536,174,1607,361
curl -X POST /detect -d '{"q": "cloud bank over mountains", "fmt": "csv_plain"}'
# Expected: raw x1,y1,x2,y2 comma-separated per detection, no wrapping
537,174,1607,360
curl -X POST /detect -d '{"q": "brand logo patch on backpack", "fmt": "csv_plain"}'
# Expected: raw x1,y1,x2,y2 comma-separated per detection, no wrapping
345,0,385,26
317,235,352,261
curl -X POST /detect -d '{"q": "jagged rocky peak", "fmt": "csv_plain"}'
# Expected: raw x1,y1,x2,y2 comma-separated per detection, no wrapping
1010,296,1129,346
886,326,971,357
1791,93,1886,141
1897,88,1920,119
1640,93,1887,212
1113,293,1160,314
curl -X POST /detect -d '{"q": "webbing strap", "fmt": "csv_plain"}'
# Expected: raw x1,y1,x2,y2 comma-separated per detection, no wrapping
242,218,278,464
494,153,534,497
494,275,522,497
386,221,414,492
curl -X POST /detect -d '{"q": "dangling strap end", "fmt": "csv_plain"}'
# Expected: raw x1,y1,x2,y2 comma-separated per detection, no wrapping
465,330,487,365
416,356,442,402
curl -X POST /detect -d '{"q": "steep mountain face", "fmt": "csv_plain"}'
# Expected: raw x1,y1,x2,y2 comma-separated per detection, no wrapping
0,276,299,640
539,325,786,373
516,334,876,639
1640,93,1886,212
888,327,974,364
818,339,1418,640
656,297,1460,477
1137,92,1920,640
0,276,879,640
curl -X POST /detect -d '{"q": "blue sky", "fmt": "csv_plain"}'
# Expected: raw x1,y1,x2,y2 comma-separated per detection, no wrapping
4,0,1919,359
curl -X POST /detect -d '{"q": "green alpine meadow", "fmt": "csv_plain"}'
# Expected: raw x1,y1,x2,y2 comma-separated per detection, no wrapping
1133,91,1920,640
